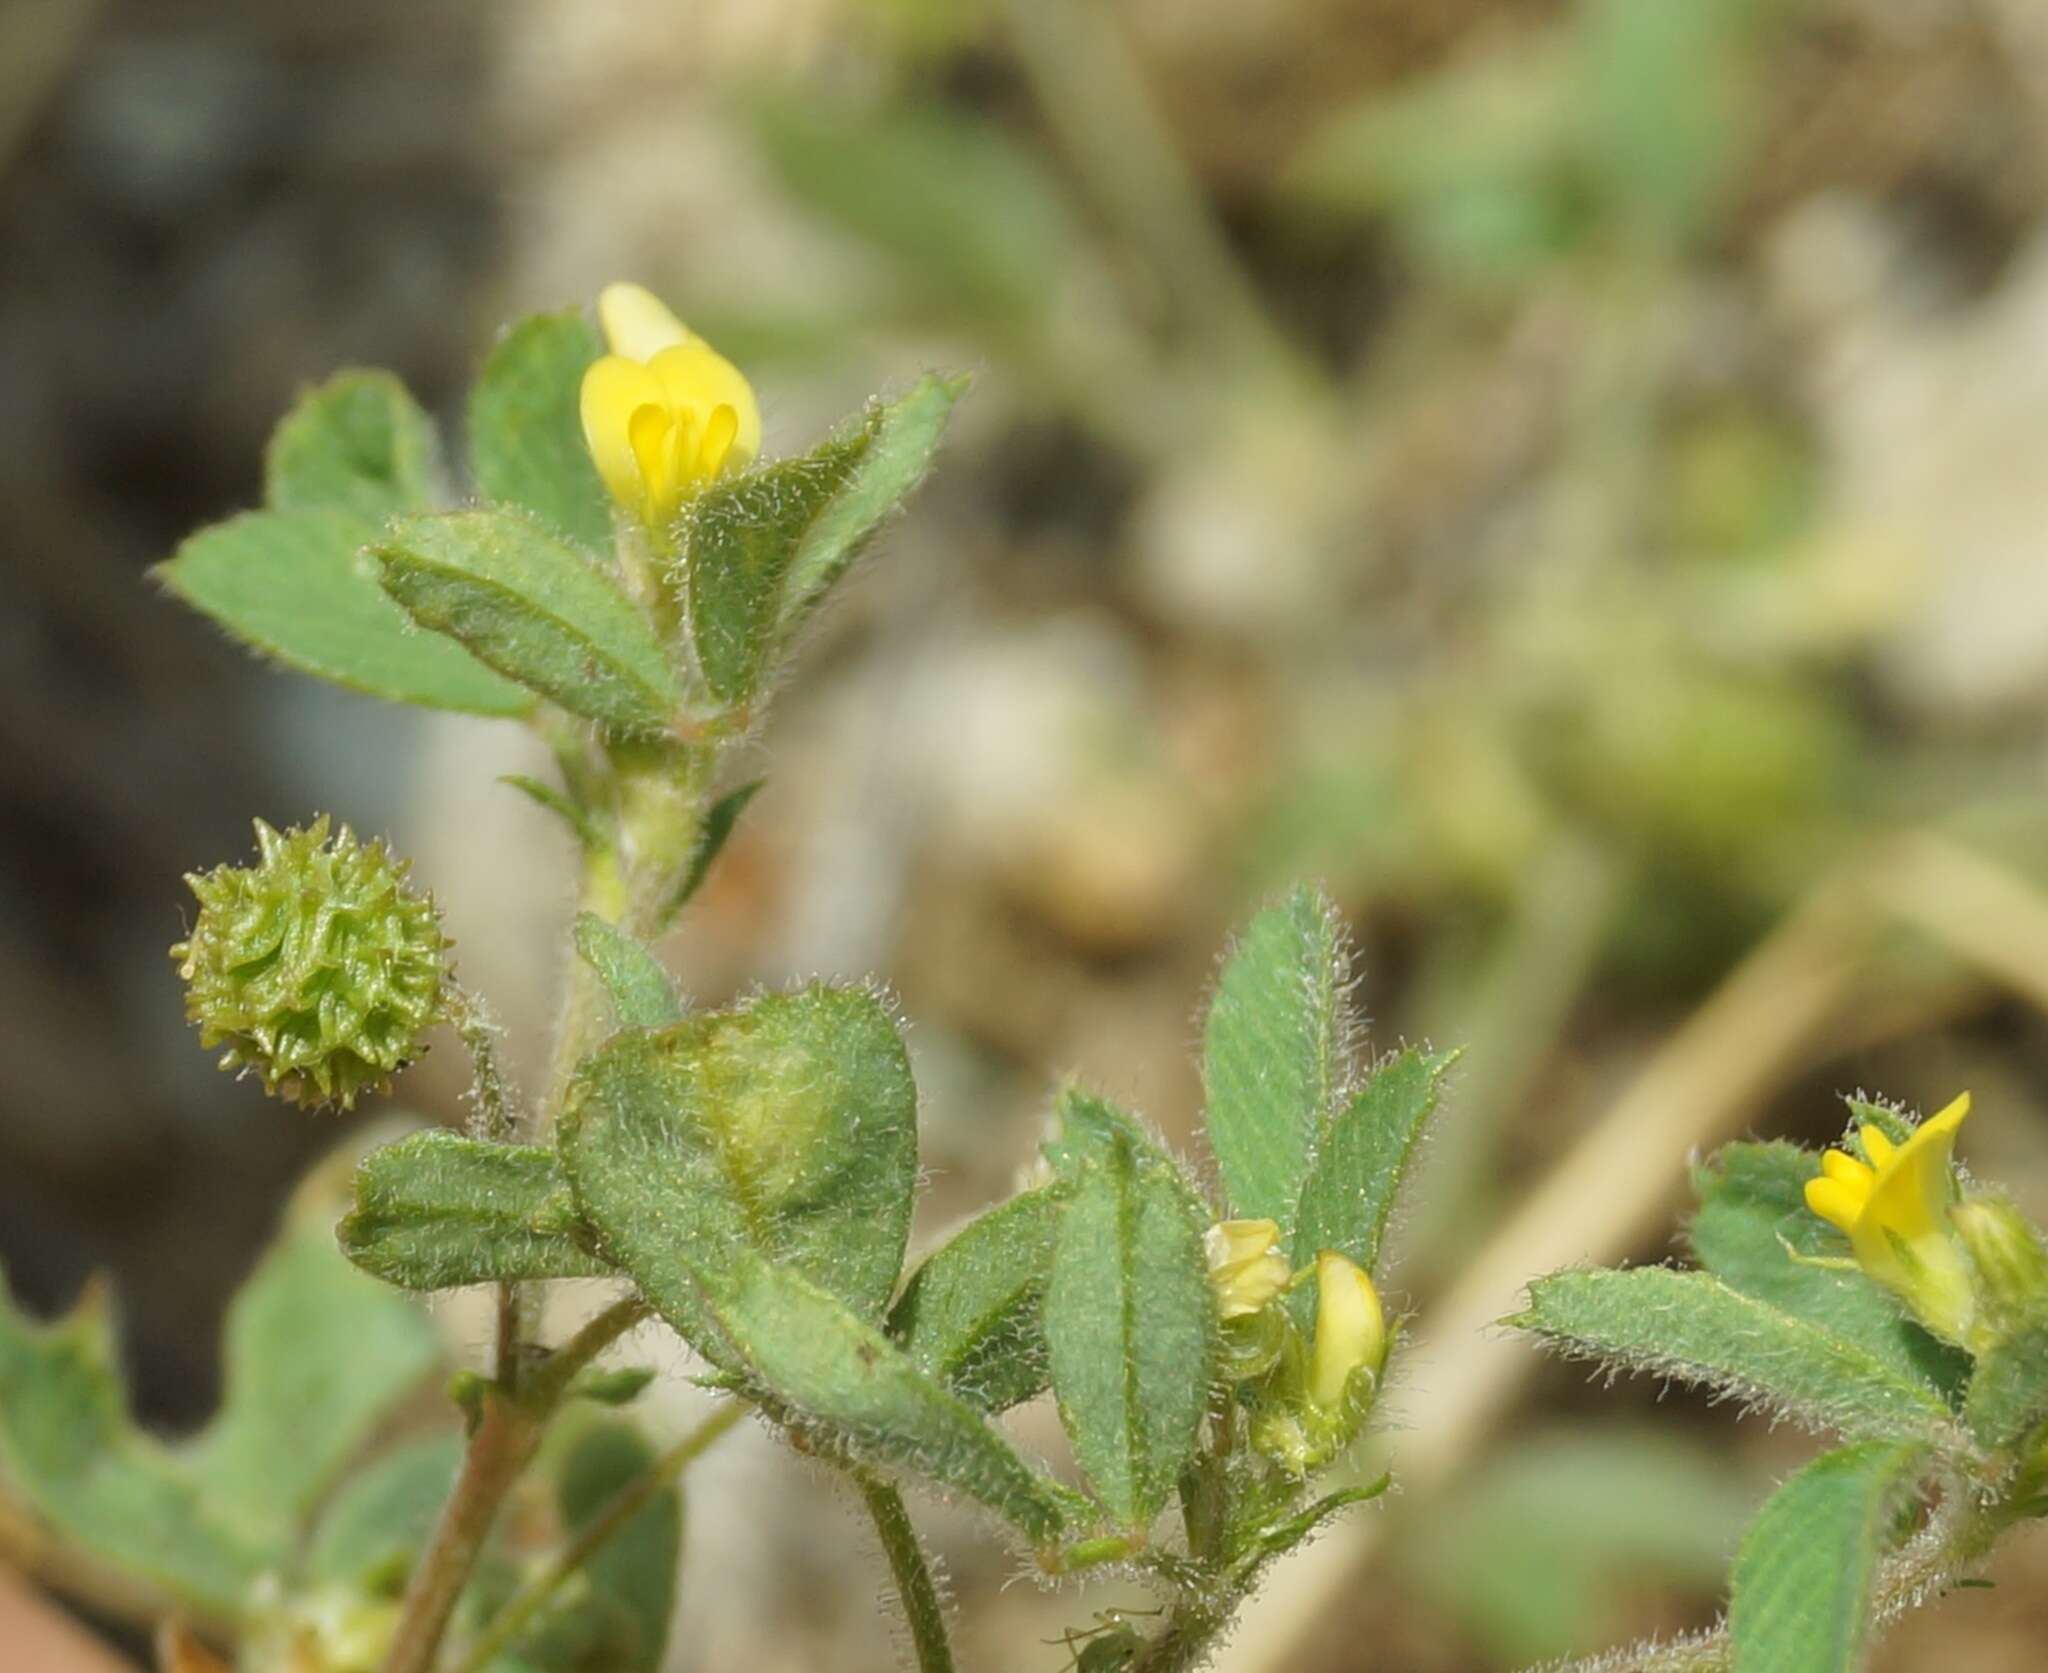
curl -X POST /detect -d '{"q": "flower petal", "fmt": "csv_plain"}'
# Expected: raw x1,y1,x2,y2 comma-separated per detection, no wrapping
580,355,667,514
698,402,740,480
648,340,761,472
1865,1091,1970,1245
597,282,689,362
1803,1175,1864,1235
1821,1149,1874,1191
627,403,677,524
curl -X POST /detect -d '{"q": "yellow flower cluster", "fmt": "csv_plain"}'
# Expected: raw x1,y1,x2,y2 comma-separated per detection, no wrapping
1206,1218,1389,1473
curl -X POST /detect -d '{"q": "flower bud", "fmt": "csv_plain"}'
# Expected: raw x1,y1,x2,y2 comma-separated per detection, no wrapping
1953,1197,2048,1337
1308,1250,1387,1412
1204,1218,1291,1320
173,818,449,1109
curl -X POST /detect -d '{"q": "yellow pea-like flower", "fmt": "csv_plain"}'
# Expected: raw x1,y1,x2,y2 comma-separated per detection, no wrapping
579,282,761,532
1804,1092,1977,1347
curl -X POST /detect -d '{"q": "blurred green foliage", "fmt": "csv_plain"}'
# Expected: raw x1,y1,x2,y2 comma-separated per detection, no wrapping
1399,1426,1756,1663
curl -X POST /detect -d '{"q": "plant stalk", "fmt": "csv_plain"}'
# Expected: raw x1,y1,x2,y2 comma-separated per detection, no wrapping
1127,1597,1232,1673
451,986,528,1391
449,1400,745,1673
859,1476,956,1673
378,1392,542,1673
382,769,702,1672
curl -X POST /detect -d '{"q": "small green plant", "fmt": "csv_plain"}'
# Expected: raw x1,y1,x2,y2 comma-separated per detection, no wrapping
2,285,2045,1673
1516,1091,2048,1672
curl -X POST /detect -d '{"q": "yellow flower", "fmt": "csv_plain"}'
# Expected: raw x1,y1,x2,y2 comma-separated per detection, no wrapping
579,282,761,531
1803,1092,1977,1346
1204,1218,1291,1320
1307,1250,1387,1412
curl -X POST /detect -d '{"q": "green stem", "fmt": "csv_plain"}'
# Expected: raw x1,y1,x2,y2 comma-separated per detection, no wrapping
527,1295,654,1409
450,986,527,1389
379,1392,542,1673
387,654,719,1673
858,1476,956,1673
450,1401,746,1673
375,1300,656,1673
1125,1597,1231,1673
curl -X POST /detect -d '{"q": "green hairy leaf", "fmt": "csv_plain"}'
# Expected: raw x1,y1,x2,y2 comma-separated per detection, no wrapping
502,773,606,851
469,307,613,554
1292,1045,1452,1280
684,431,867,706
192,1218,442,1543
683,376,962,705
504,1423,681,1672
1045,1128,1215,1529
1729,1441,1929,1673
1044,1086,1197,1198
1688,1141,1969,1402
707,1254,1067,1544
1245,1477,1391,1568
1514,1268,1959,1441
1964,1310,2048,1452
570,1178,1066,1543
888,1187,1063,1413
304,1433,463,1590
265,368,441,525
667,779,764,918
374,510,681,735
1203,884,1349,1233
778,374,964,625
561,987,918,1328
573,913,684,1030
156,510,532,716
0,1194,443,1623
339,1129,613,1290
0,1271,270,1620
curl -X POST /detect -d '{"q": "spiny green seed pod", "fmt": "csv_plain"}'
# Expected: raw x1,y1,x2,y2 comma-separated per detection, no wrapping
172,817,449,1109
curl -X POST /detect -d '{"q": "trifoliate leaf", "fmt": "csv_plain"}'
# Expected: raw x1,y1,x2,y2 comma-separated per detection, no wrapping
265,369,441,525
469,308,613,554
157,510,531,716
374,510,680,735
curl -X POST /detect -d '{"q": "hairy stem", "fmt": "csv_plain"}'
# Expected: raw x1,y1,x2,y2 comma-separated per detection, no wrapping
450,1401,745,1673
1126,1596,1233,1673
385,710,715,1673
858,1476,956,1673
374,1298,653,1672
379,1392,541,1673
527,1294,654,1409
383,853,687,1670
451,986,527,1389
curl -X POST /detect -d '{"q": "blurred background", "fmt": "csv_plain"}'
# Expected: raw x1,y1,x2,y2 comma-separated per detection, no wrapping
6,0,2048,1667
